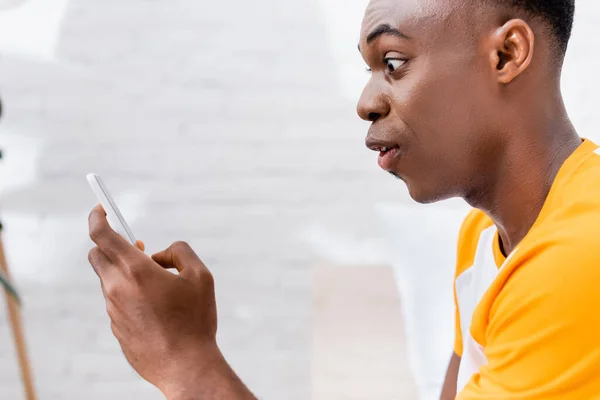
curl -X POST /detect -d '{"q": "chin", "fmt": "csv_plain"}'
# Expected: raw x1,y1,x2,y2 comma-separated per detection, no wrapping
405,181,455,205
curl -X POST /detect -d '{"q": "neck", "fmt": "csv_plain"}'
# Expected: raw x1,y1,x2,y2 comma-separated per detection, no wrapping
465,99,581,255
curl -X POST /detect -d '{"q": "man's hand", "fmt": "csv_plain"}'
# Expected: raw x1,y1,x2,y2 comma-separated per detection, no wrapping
87,205,255,400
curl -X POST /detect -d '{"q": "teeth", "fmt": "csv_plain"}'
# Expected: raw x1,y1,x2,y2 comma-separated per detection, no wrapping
381,147,388,152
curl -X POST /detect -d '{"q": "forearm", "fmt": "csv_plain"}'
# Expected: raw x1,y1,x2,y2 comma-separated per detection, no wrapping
164,351,257,400
440,352,461,400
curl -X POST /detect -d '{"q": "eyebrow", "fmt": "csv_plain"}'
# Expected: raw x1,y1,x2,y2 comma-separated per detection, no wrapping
358,24,411,53
367,24,411,44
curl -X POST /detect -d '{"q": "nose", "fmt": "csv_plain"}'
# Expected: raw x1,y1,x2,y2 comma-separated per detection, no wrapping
357,78,390,123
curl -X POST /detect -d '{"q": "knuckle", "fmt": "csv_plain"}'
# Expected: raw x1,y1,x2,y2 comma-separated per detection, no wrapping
110,321,121,339
88,247,107,274
89,223,106,243
104,282,121,300
105,302,117,319
171,240,190,252
88,247,99,264
88,209,95,224
127,263,145,282
199,269,215,286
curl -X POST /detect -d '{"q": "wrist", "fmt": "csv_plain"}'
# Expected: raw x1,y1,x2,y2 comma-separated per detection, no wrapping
165,359,255,400
161,344,228,399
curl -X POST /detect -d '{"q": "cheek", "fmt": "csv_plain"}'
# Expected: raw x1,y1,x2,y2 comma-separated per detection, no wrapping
391,60,483,149
388,69,489,187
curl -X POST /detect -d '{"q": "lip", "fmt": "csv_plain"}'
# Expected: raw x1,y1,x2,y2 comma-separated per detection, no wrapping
378,147,401,170
365,136,398,152
365,136,401,171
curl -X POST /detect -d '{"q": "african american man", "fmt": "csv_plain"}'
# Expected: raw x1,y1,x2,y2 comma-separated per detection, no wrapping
88,0,600,399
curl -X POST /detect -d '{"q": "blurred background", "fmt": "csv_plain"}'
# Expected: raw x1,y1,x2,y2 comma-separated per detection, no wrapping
0,0,597,399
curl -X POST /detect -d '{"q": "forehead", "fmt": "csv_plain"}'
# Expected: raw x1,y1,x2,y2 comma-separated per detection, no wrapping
360,0,466,44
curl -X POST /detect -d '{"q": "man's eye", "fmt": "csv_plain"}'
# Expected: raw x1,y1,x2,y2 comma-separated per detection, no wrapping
385,58,406,73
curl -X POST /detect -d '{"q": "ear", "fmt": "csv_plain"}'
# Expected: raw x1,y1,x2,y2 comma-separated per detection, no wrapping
489,19,535,84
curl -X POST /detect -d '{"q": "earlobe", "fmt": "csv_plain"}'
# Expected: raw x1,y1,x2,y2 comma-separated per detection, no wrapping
491,19,535,84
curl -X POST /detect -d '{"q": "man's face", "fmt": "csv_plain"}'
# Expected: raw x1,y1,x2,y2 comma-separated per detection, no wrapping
358,0,500,203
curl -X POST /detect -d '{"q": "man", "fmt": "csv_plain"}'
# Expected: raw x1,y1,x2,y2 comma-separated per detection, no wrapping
88,0,600,399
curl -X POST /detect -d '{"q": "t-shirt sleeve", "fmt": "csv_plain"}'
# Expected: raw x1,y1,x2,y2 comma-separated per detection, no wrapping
457,243,600,399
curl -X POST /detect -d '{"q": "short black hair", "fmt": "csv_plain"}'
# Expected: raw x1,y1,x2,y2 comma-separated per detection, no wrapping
499,0,575,53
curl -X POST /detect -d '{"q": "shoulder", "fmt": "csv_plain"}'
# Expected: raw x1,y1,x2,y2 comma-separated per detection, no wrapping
462,234,600,397
494,141,600,297
476,231,600,392
499,179,600,287
554,138,600,208
488,211,600,335
498,233,600,295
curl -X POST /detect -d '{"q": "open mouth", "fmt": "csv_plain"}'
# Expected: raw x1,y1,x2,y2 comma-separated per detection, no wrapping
375,146,400,170
365,138,401,170
375,146,398,157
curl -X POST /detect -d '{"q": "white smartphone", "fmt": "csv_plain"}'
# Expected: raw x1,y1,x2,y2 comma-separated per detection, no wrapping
86,173,137,245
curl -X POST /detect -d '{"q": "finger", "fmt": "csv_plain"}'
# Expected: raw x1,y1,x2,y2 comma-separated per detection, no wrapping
88,246,114,279
135,240,145,252
89,204,136,262
151,241,206,274
88,246,121,301
110,320,124,343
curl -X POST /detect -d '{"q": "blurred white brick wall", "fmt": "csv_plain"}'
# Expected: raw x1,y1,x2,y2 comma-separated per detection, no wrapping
0,0,597,399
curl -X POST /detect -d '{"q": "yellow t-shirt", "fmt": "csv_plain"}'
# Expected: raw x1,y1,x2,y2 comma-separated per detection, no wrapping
454,138,600,399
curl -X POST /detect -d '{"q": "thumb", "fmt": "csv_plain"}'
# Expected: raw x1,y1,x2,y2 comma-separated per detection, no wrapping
135,240,145,252
151,241,206,275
